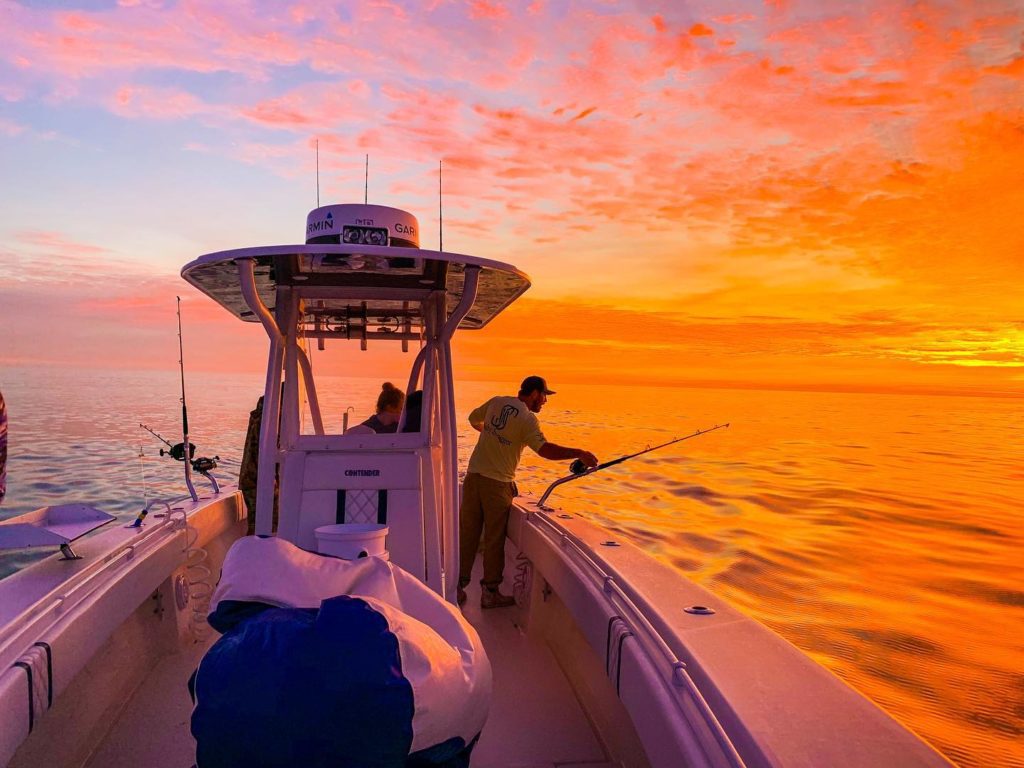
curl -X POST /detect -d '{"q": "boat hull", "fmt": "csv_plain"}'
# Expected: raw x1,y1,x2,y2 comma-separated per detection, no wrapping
1,490,244,768
0,490,952,768
507,498,952,768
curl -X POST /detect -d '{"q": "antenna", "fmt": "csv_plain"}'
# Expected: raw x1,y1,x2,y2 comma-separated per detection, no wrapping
364,154,369,204
315,138,320,207
177,296,198,502
439,159,443,253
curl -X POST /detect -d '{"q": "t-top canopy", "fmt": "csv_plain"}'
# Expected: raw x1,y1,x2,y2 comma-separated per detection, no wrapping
181,205,530,335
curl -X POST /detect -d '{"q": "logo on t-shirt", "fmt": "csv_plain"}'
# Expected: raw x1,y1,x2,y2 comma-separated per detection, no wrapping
491,404,519,430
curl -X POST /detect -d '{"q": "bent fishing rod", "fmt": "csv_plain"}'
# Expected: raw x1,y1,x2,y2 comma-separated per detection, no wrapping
538,423,730,508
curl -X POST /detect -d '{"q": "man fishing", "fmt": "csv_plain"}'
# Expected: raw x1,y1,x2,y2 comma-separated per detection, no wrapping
458,376,598,609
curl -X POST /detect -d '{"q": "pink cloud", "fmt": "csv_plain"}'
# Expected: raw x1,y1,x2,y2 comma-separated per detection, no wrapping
237,80,375,130
242,98,315,128
0,280,265,374
3,232,176,300
110,85,211,119
0,117,26,136
347,79,370,96
59,12,104,32
2,2,312,83
469,1,509,20
714,14,756,24
16,230,109,255
0,81,26,101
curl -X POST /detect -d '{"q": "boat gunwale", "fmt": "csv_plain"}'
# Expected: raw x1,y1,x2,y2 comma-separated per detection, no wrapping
510,500,953,768
524,505,747,767
0,489,239,672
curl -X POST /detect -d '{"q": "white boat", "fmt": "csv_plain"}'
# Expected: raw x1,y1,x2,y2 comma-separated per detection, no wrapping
0,202,952,767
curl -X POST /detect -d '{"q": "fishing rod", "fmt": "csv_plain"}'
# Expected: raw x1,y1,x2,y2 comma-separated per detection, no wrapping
175,298,221,486
128,301,222,526
139,422,173,449
177,296,199,501
538,423,730,508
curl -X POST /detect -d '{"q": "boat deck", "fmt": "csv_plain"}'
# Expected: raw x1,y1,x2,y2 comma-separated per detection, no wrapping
86,579,616,768
461,582,614,768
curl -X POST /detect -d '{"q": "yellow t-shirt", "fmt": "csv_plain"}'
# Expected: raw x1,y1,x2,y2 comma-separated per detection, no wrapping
466,396,547,482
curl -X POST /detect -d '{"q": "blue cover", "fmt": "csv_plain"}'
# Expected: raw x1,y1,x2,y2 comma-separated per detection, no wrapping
192,595,472,767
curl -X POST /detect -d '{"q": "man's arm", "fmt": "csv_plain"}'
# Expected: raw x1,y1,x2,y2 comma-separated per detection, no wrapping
467,400,489,433
537,442,598,468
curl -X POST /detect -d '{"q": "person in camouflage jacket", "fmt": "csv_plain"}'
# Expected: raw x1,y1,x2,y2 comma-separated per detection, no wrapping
238,396,278,534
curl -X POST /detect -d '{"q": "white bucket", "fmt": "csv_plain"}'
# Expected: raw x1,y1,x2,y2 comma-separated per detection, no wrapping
314,523,389,560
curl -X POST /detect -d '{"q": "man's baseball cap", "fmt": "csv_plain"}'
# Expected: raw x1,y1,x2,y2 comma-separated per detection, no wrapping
520,375,556,395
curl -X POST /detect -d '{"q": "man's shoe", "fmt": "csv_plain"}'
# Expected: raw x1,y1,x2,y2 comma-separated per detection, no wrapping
457,587,467,606
481,588,515,609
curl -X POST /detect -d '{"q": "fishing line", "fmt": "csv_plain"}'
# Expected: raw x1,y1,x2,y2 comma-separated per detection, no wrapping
138,444,148,509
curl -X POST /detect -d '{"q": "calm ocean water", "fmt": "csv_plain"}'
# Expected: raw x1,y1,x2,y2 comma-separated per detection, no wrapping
0,365,1021,767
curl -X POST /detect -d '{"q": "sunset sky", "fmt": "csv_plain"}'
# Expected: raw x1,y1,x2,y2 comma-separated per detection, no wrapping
1,0,1022,396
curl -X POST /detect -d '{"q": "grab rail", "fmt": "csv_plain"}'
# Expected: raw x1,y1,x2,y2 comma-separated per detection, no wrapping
0,496,199,669
528,509,746,768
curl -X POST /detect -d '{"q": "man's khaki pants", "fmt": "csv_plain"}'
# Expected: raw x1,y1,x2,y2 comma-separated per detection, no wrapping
459,472,516,589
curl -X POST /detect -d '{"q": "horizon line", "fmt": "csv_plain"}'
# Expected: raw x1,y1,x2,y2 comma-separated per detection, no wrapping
2,359,1021,401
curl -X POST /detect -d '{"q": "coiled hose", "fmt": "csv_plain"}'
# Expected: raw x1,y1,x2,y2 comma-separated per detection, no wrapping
146,499,214,641
512,550,532,607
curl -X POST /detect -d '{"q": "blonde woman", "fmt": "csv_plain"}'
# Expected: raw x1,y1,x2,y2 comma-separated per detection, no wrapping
347,383,406,435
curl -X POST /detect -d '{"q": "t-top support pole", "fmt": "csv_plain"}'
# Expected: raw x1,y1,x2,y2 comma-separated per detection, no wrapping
238,259,285,536
436,266,480,600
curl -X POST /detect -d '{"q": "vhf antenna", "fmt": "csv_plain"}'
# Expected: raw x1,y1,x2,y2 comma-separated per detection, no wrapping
439,159,443,253
177,296,198,502
364,154,369,204
315,138,320,207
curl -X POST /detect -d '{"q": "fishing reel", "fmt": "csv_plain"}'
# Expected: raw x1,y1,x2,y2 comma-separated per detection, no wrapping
569,459,589,475
142,425,219,475
161,442,196,462
191,456,219,474
158,442,218,474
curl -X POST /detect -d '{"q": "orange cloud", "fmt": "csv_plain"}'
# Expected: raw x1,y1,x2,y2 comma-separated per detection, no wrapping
0,1,1021,397
454,299,1024,397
